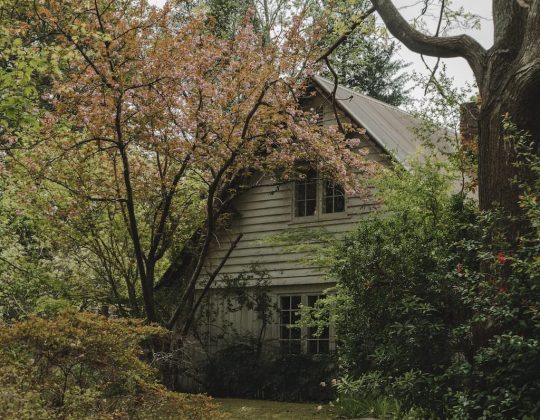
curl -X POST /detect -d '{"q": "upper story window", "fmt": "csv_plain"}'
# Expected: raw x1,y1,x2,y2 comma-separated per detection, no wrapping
323,181,345,214
294,170,346,218
294,169,317,217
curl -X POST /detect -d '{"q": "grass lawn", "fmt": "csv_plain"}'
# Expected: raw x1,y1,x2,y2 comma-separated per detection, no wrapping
215,398,338,419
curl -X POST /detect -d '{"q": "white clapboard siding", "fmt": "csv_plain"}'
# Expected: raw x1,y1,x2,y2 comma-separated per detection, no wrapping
195,93,391,350
200,96,388,290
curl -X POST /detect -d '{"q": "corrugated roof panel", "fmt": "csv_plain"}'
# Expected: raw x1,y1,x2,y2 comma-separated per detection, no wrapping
312,76,453,166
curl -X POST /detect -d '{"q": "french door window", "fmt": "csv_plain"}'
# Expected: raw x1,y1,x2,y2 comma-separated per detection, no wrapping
279,294,330,354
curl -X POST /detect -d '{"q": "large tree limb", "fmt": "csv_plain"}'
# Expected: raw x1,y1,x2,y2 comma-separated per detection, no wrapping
317,6,376,62
370,0,487,84
180,233,243,336
492,0,527,49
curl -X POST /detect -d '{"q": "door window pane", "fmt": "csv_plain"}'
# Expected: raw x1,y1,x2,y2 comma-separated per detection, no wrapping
279,295,302,353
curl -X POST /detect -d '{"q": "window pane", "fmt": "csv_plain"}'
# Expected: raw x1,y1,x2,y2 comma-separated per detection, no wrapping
308,326,317,339
281,326,290,340
295,182,305,197
281,311,290,325
280,296,290,310
319,340,329,353
308,295,324,307
291,310,300,324
305,199,316,216
290,327,301,339
325,181,334,196
307,340,318,354
291,296,301,309
324,197,333,213
334,195,345,213
306,181,317,200
320,326,330,339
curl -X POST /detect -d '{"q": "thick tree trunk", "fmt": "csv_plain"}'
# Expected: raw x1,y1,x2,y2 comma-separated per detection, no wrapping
369,0,540,242
477,43,540,240
143,264,156,322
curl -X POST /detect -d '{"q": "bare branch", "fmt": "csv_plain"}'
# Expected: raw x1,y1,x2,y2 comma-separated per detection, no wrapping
180,233,243,336
41,175,127,203
317,6,376,62
421,0,445,94
370,0,487,83
324,57,345,134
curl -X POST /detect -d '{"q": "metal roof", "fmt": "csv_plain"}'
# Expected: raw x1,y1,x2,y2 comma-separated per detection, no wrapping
312,75,454,166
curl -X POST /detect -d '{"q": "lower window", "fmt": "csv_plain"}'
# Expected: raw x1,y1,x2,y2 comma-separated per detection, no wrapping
279,294,330,354
279,295,302,353
307,295,330,354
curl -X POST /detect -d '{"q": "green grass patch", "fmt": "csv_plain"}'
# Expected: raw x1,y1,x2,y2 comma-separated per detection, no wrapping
215,398,338,419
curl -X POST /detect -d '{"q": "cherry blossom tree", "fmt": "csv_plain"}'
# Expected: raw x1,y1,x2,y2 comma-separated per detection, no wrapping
18,0,368,327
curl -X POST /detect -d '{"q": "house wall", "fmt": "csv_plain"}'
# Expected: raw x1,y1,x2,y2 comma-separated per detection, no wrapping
196,92,390,350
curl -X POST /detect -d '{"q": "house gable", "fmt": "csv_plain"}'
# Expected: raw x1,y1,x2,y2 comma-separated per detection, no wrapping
194,77,450,356
201,88,389,289
312,75,455,165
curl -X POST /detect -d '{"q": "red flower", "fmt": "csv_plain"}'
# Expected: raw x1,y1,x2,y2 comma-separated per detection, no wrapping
498,286,508,294
496,251,508,265
456,263,464,274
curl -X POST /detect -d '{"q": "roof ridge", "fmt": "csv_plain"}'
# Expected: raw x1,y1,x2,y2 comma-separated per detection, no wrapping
312,75,413,117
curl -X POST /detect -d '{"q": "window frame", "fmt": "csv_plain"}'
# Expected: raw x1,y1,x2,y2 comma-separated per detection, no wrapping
322,180,346,215
291,172,349,223
278,295,302,353
278,293,333,354
293,169,318,219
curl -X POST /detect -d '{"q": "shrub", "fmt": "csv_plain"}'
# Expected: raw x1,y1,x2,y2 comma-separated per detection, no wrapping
328,161,466,413
439,208,540,419
329,156,540,418
0,311,226,419
202,337,336,401
335,375,432,419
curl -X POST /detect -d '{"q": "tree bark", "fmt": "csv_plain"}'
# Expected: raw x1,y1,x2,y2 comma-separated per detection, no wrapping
370,0,540,240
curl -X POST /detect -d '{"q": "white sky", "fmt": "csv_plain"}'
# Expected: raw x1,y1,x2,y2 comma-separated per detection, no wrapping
391,0,492,98
148,0,493,98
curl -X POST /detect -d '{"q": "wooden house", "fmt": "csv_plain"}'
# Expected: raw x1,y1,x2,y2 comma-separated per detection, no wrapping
196,75,451,355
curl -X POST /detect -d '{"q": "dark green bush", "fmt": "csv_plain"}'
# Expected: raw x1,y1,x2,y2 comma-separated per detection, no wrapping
202,337,336,401
329,156,540,418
